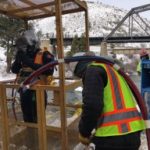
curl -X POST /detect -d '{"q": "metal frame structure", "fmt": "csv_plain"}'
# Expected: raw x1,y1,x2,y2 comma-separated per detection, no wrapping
0,0,89,150
104,3,150,42
100,3,150,56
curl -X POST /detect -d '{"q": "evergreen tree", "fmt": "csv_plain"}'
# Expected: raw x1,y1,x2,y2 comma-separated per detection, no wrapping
70,34,79,55
78,33,86,52
0,15,25,73
69,34,87,56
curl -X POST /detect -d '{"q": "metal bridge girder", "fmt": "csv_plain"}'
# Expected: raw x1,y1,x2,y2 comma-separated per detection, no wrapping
104,3,150,42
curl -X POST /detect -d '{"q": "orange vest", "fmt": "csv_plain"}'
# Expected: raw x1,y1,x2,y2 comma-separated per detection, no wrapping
34,51,47,85
34,51,43,64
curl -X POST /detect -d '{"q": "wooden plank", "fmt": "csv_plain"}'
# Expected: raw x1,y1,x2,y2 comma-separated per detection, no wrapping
46,126,61,132
55,0,68,149
10,121,38,128
0,84,9,150
0,10,21,19
48,102,82,108
8,0,72,13
8,2,55,13
36,87,47,150
85,10,90,51
40,88,48,150
20,0,51,14
0,0,87,21
4,83,60,91
26,7,83,20
74,0,87,10
5,80,81,92
4,84,20,89
35,85,61,91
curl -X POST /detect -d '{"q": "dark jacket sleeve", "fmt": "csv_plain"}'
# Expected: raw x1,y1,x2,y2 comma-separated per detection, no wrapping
11,60,22,74
79,65,107,137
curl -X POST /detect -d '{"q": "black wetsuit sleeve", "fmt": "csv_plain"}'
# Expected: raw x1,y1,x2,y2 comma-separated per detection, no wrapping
11,59,22,74
79,65,107,137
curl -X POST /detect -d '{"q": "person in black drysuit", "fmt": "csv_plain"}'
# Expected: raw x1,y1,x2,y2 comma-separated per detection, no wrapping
11,30,54,123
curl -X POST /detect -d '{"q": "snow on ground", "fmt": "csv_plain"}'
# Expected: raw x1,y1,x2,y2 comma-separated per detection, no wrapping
0,47,16,82
140,132,148,150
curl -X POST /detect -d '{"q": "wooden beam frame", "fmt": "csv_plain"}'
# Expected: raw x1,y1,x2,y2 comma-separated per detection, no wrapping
0,0,89,149
85,10,89,51
8,0,72,14
0,0,86,20
74,0,87,10
0,10,21,19
8,2,55,14
20,0,51,14
55,0,68,149
0,84,10,150
26,7,83,20
36,87,47,150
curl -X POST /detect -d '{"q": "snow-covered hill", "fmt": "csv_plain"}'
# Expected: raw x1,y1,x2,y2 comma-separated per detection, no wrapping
36,1,149,38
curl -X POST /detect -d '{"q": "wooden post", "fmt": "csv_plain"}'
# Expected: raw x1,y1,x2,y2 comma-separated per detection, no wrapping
85,10,89,51
55,0,68,150
0,84,9,150
36,87,47,150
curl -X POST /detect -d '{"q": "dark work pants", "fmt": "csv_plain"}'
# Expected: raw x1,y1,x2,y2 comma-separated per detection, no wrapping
20,89,47,123
92,132,141,150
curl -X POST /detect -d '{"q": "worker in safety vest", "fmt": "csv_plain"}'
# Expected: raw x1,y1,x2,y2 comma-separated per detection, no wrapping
72,53,145,150
11,30,54,123
137,48,149,76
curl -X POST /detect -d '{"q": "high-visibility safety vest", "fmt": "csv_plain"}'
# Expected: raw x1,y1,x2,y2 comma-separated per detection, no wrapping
90,62,145,137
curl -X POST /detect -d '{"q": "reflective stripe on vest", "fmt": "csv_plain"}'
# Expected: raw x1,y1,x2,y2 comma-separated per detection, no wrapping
90,62,145,136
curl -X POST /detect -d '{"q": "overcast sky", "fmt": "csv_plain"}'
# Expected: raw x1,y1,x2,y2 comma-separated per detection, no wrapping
95,0,150,10
93,0,150,18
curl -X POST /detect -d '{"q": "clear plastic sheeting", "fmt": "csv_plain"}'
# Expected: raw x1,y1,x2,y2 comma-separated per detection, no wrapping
46,86,82,127
46,106,82,127
9,127,39,150
0,0,87,20
0,0,29,10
